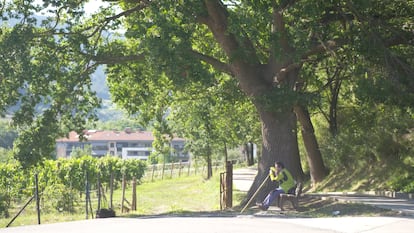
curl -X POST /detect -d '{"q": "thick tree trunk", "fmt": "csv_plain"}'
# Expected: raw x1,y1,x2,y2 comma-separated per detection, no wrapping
244,142,254,166
294,105,328,185
243,108,304,205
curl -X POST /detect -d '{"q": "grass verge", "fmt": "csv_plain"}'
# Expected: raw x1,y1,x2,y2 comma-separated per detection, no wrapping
0,172,405,228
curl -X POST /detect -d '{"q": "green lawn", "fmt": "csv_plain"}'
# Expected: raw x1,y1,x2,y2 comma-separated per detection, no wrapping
1,170,401,228
128,175,227,215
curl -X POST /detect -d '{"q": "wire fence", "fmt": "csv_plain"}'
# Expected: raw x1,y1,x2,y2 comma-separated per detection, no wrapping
2,160,231,228
142,160,227,181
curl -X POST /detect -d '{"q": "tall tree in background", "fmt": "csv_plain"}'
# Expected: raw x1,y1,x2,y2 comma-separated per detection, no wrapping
1,1,413,201
0,19,100,167
165,76,260,179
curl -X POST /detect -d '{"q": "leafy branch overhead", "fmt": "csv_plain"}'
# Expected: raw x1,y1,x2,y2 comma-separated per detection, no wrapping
0,0,412,180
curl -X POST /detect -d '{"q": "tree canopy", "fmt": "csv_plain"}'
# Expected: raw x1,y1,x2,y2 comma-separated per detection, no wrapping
1,0,413,199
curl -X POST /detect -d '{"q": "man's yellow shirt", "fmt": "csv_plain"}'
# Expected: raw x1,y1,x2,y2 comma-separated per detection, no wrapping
269,167,295,191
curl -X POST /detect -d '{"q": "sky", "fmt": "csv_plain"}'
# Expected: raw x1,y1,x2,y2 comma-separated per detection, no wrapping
32,0,111,16
83,0,111,15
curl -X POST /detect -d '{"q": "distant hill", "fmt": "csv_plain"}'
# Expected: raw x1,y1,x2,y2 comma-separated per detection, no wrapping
91,66,131,122
91,66,111,100
2,15,129,122
4,64,127,122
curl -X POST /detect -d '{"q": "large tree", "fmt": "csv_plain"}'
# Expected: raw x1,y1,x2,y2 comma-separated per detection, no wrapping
1,0,413,201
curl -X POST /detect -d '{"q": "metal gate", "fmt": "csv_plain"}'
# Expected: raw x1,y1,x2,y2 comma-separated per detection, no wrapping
220,161,233,210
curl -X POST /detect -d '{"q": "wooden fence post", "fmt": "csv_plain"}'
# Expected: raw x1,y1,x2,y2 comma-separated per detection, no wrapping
178,160,182,177
97,174,101,211
131,177,137,211
109,172,114,209
162,162,166,180
121,174,126,213
220,172,225,210
225,161,233,208
85,172,89,219
35,174,40,225
151,164,156,181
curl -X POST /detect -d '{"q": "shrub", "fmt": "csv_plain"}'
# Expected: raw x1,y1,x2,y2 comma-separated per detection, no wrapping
0,190,10,218
42,184,80,213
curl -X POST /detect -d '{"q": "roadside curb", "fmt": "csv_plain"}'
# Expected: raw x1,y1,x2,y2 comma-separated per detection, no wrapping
305,193,414,217
307,191,414,200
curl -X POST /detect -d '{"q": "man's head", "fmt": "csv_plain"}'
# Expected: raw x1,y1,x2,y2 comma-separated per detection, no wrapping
275,161,285,171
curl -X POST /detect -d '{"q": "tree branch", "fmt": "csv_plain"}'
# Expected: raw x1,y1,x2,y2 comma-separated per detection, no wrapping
272,8,290,54
202,0,239,56
104,0,150,22
94,54,145,65
190,50,233,76
85,1,150,39
273,63,302,83
301,40,342,60
202,0,259,65
385,32,414,47
275,38,341,84
268,1,298,64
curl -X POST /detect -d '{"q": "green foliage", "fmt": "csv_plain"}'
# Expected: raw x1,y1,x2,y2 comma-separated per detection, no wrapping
0,155,146,215
0,3,101,167
0,189,10,218
42,184,80,213
120,159,146,181
0,148,14,163
91,117,145,131
0,160,26,216
0,161,26,197
169,75,260,164
315,102,414,191
96,155,123,184
386,170,414,193
1,0,413,189
150,121,174,164
256,86,319,113
13,116,60,168
70,144,92,158
0,119,17,149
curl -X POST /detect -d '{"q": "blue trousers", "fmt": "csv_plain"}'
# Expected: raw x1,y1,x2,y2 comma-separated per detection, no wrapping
262,188,285,208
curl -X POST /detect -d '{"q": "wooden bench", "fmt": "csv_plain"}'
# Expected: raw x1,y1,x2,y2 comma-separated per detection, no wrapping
278,183,303,211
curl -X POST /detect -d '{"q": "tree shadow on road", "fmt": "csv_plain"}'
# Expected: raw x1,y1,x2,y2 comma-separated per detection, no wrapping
121,195,406,220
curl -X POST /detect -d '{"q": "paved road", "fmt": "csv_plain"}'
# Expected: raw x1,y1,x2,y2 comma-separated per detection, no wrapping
232,167,257,192
2,167,414,233
2,216,414,233
309,193,414,216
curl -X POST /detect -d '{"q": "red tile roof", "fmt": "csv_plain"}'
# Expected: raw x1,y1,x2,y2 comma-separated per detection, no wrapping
57,130,184,142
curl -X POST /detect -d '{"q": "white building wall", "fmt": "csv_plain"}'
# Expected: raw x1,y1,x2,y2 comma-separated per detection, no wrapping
122,147,152,160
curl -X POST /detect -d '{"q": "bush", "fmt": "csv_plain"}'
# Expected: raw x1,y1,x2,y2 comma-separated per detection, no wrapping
0,190,10,218
315,104,414,191
386,169,414,193
42,184,80,213
0,155,148,215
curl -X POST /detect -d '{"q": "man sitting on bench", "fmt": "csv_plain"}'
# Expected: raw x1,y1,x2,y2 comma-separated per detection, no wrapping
257,161,295,211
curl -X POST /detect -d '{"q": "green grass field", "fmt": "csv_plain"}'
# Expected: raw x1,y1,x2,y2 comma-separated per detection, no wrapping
0,170,401,228
0,174,239,228
130,175,228,215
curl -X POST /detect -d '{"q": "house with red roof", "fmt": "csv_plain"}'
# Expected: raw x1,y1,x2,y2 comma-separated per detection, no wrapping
56,128,189,161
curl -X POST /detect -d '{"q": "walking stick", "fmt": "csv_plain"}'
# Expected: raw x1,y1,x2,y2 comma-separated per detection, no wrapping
240,175,269,213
